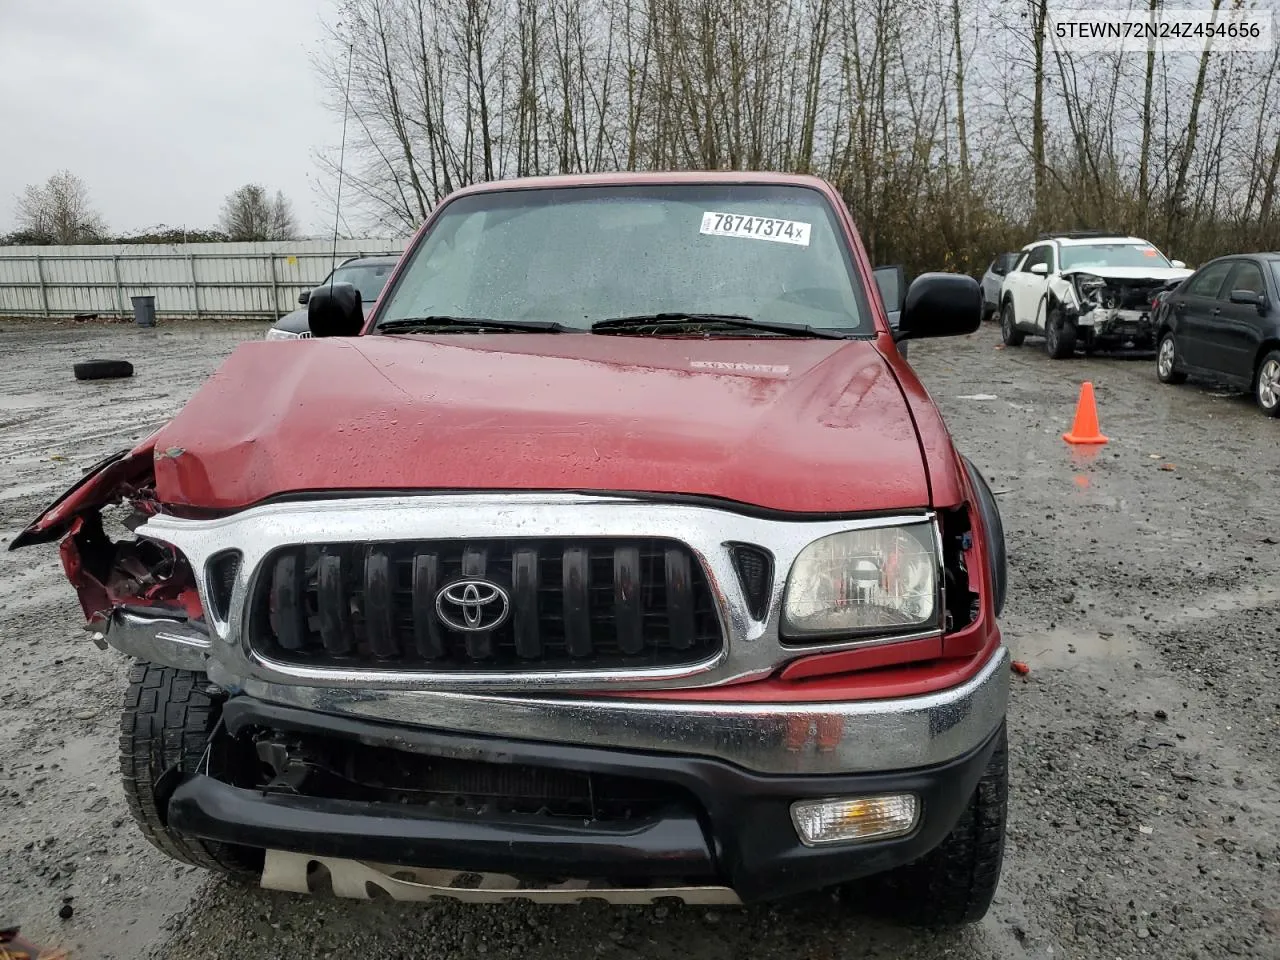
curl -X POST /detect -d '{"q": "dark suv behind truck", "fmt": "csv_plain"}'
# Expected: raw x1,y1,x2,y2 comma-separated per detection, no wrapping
13,171,1009,925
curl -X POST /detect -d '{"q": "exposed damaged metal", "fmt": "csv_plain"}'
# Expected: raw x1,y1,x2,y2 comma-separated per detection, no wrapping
9,441,204,632
1052,270,1181,349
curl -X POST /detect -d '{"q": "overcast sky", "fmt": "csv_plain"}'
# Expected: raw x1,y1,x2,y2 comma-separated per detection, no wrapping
0,0,345,236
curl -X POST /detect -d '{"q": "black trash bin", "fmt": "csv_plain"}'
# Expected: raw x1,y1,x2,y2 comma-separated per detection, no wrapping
130,295,156,328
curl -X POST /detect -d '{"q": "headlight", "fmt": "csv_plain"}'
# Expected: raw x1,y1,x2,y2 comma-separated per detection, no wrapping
1073,273,1106,303
264,327,302,341
782,523,938,637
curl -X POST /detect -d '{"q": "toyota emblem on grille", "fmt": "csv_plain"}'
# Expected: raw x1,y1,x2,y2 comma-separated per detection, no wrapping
435,579,511,632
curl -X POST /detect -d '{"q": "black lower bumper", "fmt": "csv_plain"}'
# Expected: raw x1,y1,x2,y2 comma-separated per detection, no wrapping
168,698,1003,902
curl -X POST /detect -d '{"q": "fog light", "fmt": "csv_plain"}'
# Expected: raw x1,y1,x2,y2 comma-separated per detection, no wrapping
790,794,919,846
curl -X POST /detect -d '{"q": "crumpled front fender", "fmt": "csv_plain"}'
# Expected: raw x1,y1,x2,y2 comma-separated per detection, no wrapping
8,441,156,550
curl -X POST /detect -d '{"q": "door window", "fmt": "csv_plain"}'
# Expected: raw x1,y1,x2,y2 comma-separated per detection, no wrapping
1020,245,1052,273
1226,261,1265,296
1186,260,1234,299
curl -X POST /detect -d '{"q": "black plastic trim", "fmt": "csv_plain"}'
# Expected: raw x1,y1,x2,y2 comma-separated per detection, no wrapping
169,776,716,880
204,698,1004,901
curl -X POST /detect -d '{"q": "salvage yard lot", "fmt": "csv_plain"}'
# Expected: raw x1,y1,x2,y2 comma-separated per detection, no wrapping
0,319,1277,959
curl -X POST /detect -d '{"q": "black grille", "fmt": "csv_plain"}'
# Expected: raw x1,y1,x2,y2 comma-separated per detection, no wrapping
729,543,774,620
255,729,700,822
206,550,241,622
248,538,723,671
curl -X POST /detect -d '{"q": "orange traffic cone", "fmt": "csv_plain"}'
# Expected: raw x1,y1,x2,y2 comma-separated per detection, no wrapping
1063,381,1108,444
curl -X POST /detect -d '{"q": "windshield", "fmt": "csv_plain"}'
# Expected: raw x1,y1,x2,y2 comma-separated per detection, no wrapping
1059,243,1172,271
376,184,870,333
331,262,394,302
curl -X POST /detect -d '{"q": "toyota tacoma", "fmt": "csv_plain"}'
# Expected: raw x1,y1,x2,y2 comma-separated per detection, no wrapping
12,172,1010,925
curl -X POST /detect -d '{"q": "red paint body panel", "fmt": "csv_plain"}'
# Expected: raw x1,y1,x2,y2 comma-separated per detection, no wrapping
776,635,944,682
12,172,1003,699
147,334,933,513
614,638,998,703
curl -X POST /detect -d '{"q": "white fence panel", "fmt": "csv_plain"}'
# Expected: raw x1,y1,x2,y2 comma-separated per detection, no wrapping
0,238,414,320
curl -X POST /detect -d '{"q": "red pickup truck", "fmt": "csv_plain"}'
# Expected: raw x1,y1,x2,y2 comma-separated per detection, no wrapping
12,172,1009,925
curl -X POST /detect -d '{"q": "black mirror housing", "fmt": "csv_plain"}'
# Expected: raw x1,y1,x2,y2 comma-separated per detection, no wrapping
307,282,364,337
298,289,311,305
896,272,983,342
1228,288,1265,309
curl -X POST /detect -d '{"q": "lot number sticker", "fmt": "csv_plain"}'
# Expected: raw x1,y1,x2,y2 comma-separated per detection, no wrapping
700,211,811,247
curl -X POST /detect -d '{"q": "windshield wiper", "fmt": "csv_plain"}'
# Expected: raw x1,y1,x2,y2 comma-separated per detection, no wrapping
590,312,847,339
378,316,567,334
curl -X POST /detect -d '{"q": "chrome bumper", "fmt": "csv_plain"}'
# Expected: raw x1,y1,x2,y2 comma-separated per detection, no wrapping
231,646,1009,776
103,604,1008,775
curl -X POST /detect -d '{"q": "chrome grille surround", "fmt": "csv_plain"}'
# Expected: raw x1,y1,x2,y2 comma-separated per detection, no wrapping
133,492,942,693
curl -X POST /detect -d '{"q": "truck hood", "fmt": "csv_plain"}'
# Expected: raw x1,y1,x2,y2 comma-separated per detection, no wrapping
146,334,931,514
1060,266,1193,283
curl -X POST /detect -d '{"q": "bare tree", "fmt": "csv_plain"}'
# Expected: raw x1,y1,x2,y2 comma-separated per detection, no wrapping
14,171,107,245
311,0,1280,273
219,185,299,241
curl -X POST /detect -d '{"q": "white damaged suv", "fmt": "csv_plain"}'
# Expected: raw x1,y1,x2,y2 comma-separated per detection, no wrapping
998,232,1191,358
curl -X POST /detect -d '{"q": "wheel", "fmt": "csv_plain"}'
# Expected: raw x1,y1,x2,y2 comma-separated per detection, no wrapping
1045,310,1076,359
1156,332,1187,384
861,725,1007,927
1256,349,1280,417
1000,302,1024,346
74,359,133,380
120,662,260,878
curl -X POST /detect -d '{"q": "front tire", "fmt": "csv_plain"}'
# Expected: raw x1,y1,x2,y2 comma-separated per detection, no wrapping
866,726,1008,927
1000,302,1024,346
1156,332,1187,384
120,662,260,879
1045,310,1076,359
1256,349,1280,417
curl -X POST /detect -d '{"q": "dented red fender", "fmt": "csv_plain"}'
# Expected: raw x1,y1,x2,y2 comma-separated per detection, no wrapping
10,442,158,550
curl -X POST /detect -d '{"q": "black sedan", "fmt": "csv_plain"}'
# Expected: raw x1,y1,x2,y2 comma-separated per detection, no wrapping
266,255,400,339
1153,252,1280,416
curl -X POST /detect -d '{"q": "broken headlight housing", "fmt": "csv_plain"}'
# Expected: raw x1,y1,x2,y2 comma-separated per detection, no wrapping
782,522,938,638
1073,273,1107,306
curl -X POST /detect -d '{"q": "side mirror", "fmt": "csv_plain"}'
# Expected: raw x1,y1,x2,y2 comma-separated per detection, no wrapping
1229,289,1266,311
307,282,364,337
1029,262,1049,276
1170,259,1186,269
872,264,907,316
895,272,982,342
298,289,311,305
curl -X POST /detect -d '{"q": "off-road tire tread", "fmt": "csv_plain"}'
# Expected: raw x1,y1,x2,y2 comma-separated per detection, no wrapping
119,662,257,878
74,359,134,380
869,726,1008,927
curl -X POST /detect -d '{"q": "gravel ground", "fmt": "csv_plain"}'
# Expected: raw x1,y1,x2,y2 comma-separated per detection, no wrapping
0,318,1277,959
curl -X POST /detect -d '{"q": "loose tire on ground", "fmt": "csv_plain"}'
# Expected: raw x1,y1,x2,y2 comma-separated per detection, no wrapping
1256,349,1280,417
74,359,134,381
862,725,1008,927
120,662,260,879
1000,302,1024,346
1045,310,1076,359
1156,332,1187,384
